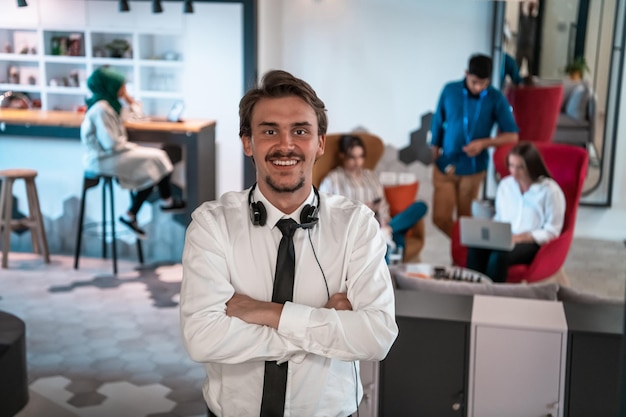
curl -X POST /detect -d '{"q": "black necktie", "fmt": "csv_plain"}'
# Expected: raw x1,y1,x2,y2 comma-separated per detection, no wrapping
260,218,297,417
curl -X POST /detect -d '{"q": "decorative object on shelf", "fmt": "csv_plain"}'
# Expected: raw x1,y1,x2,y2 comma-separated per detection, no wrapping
50,33,83,56
119,0,130,12
19,67,38,86
4,44,11,53
17,0,27,7
13,31,37,55
565,56,590,81
163,51,178,61
8,66,19,84
184,0,193,14
68,33,83,57
51,36,68,55
0,91,32,109
69,70,79,87
105,39,131,58
152,0,163,13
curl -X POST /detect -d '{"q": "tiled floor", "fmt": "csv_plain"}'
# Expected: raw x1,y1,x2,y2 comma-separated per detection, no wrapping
0,254,206,417
0,217,624,417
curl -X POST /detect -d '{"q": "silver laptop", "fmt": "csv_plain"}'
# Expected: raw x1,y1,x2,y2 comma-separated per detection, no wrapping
150,100,184,122
459,216,514,251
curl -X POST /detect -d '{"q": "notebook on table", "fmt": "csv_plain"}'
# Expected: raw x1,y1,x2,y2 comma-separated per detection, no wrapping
459,216,514,251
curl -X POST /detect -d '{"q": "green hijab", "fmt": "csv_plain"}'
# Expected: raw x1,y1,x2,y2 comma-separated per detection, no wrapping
85,67,125,115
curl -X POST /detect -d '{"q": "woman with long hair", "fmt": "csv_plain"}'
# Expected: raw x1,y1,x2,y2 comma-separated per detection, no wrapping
466,141,565,282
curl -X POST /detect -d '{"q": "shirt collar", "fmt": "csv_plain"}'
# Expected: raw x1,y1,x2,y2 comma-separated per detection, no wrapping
253,186,317,229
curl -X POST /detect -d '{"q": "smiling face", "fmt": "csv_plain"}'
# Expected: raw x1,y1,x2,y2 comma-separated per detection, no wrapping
241,96,325,211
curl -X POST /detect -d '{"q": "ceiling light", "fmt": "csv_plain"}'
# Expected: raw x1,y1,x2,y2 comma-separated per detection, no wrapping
184,0,194,14
152,0,163,13
119,0,130,12
17,0,28,7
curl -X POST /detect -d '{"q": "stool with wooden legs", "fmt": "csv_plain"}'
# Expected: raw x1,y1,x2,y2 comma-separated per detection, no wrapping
74,173,144,275
0,168,50,268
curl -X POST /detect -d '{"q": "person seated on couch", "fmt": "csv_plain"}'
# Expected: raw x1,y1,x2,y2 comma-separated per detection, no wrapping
319,134,427,254
466,142,566,282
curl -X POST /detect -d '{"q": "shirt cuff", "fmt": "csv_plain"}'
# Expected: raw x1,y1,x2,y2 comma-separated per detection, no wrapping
531,230,551,245
277,301,313,341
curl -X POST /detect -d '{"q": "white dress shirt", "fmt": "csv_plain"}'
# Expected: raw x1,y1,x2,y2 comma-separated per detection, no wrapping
180,186,398,417
494,176,566,245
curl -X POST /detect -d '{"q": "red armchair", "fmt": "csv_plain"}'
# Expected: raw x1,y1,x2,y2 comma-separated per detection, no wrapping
507,84,564,143
451,142,588,283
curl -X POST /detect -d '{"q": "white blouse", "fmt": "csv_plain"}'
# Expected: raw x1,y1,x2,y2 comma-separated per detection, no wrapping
494,176,566,245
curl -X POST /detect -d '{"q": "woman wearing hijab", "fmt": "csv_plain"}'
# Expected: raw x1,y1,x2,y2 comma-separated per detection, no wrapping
80,67,185,239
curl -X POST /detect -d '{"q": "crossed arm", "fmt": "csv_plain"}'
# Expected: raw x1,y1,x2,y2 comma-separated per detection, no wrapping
226,292,352,329
180,207,398,365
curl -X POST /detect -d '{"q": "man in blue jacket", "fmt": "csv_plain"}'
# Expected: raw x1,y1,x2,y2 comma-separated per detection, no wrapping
430,54,519,238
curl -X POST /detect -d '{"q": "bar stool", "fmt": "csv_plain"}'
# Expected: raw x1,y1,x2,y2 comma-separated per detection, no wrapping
74,173,144,275
0,169,50,268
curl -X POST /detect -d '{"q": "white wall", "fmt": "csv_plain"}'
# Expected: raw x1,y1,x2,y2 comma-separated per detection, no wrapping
258,0,492,148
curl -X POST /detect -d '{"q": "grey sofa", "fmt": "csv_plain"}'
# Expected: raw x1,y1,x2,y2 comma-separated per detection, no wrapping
552,80,596,148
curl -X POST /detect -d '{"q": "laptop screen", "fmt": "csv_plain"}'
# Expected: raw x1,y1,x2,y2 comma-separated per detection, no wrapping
166,100,185,122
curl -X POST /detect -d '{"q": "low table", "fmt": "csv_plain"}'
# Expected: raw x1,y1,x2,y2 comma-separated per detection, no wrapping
396,263,493,284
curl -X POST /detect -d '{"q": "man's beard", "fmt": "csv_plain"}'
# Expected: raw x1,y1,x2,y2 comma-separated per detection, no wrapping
265,175,305,193
264,150,306,193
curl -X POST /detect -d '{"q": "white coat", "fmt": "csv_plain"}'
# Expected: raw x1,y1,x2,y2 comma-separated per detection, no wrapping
80,100,173,191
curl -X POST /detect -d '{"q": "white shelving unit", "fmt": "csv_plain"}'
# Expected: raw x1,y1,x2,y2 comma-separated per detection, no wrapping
0,27,183,114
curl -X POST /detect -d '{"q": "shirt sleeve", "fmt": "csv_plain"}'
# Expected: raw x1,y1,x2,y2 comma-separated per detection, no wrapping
430,87,447,147
277,207,398,362
493,91,519,134
93,103,129,152
531,180,566,245
493,179,507,222
505,54,523,85
180,207,304,365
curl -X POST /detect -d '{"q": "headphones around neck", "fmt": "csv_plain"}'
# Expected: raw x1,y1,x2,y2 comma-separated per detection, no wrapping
248,184,320,229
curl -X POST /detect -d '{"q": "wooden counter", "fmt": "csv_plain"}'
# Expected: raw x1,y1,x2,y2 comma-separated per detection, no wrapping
0,108,216,226
0,108,215,132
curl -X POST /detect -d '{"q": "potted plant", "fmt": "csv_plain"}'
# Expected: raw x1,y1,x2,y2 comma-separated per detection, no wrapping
564,56,589,81
105,39,131,58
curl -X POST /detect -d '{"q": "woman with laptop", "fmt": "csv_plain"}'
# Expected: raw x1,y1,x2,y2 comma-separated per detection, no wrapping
80,67,185,239
466,142,565,282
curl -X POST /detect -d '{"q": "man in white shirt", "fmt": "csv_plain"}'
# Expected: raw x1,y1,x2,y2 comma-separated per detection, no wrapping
180,70,398,417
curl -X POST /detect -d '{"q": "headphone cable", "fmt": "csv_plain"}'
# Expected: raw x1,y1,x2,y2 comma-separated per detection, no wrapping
307,229,330,300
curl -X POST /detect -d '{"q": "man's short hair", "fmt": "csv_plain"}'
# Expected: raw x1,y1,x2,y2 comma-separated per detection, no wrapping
238,70,328,138
468,54,493,79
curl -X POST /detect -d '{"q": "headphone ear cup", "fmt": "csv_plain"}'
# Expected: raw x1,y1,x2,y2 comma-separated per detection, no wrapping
250,201,267,226
300,204,318,226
